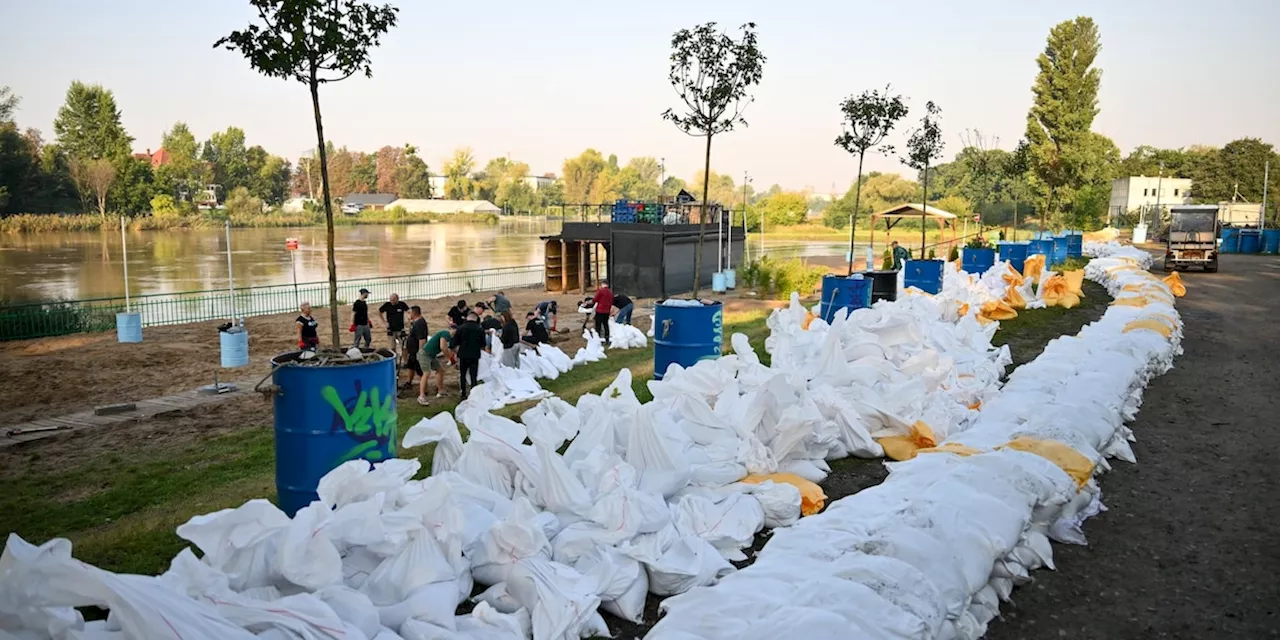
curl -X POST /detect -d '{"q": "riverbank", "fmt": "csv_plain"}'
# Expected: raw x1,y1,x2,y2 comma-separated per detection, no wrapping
0,210,500,233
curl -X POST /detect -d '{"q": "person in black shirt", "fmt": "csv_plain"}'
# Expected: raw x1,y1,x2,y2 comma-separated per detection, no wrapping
613,293,634,325
296,301,320,349
401,305,429,388
535,300,558,331
379,293,411,349
450,313,489,399
352,288,372,348
522,311,551,346
447,300,468,328
498,310,521,368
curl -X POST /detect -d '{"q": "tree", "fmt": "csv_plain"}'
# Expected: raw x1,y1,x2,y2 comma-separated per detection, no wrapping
757,191,808,226
202,126,251,193
562,149,606,204
216,0,399,348
394,144,432,198
246,145,292,204
442,147,476,199
618,157,662,201
151,194,180,217
108,156,157,215
661,175,687,196
374,145,403,193
70,157,115,218
834,85,909,273
663,21,766,296
934,195,972,217
0,86,18,124
901,101,945,253
224,186,265,217
156,122,207,202
1024,16,1102,227
53,82,132,161
1186,138,1279,204
690,170,740,208
351,152,376,193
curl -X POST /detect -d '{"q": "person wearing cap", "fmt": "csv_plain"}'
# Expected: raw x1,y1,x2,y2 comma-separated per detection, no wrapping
591,280,613,343
351,288,373,348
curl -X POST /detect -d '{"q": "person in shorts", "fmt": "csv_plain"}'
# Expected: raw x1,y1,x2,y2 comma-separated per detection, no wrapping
417,324,454,405
379,293,410,350
402,305,428,389
351,288,373,348
296,302,320,349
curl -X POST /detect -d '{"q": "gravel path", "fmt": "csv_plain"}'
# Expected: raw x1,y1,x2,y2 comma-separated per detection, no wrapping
987,254,1280,639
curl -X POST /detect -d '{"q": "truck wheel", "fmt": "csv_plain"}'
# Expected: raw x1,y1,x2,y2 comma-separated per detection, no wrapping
1205,262,1218,273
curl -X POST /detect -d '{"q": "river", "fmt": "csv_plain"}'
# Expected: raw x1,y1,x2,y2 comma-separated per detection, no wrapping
0,218,846,304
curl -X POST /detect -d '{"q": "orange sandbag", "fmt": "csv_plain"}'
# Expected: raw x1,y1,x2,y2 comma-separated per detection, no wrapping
1162,271,1186,297
1041,274,1080,309
741,472,827,516
1023,254,1045,282
956,301,970,318
875,421,937,461
1004,284,1027,310
1001,437,1095,488
979,300,1018,321
1062,269,1086,297
1123,318,1174,337
918,442,983,457
801,311,817,330
1002,269,1025,287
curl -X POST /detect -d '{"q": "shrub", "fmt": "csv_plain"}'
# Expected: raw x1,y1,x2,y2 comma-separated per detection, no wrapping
150,194,180,218
927,247,937,260
743,255,825,299
948,246,960,261
881,249,893,270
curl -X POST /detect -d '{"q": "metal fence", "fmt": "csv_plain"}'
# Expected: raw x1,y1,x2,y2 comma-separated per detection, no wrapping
0,264,549,342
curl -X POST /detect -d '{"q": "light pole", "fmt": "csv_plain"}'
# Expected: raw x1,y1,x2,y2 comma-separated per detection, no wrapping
1261,160,1270,232
741,171,749,264
660,157,666,200
1153,162,1164,233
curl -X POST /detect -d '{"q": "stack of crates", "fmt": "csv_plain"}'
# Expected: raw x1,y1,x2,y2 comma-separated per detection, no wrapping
636,202,664,224
612,199,637,224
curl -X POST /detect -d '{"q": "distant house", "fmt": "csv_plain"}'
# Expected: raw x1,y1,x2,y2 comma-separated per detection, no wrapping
342,193,399,211
1109,176,1193,220
282,197,314,213
390,199,502,215
524,175,556,190
132,148,170,168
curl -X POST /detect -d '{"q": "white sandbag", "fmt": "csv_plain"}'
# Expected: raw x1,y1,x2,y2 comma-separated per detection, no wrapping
317,585,381,640
644,535,735,596
468,498,551,586
174,499,288,591
274,501,342,590
504,558,601,640
401,413,465,474
670,492,764,561
625,404,692,498
317,459,421,509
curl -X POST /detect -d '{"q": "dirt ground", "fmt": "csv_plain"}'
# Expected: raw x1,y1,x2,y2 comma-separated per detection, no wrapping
986,253,1280,639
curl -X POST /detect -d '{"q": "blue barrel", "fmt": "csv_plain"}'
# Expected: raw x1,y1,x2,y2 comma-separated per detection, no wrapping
711,272,727,293
220,328,250,368
1027,239,1053,257
272,352,397,516
724,269,737,290
1220,228,1240,254
1239,230,1262,254
1262,229,1280,254
961,248,996,275
903,259,944,294
1062,231,1084,258
654,301,723,380
819,274,872,322
1050,235,1070,265
998,242,1029,274
116,312,142,343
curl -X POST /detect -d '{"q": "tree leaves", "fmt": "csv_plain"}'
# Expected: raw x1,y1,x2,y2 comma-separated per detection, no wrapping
662,22,766,138
834,86,908,158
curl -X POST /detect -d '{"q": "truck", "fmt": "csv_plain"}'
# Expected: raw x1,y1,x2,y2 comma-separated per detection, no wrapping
1164,205,1220,272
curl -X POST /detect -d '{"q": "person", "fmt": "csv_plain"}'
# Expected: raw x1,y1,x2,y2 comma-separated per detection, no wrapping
522,311,551,347
402,305,428,389
296,302,320,349
379,293,410,350
612,292,634,325
351,288,373,348
417,324,454,406
534,300,558,331
476,304,502,351
490,291,511,315
447,299,468,328
891,241,910,271
451,312,488,400
592,280,614,343
499,310,521,368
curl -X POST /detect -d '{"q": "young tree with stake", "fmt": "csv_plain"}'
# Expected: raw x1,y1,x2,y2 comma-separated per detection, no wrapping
834,86,908,274
216,0,399,347
663,22,765,296
901,101,945,256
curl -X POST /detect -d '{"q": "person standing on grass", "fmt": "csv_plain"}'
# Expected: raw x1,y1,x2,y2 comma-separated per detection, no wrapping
592,280,614,343
379,293,410,350
402,305,428,389
296,301,320,349
451,312,488,400
490,291,512,315
417,324,454,406
352,288,373,348
499,310,521,368
522,311,550,347
612,292,634,325
447,299,468,328
891,241,910,270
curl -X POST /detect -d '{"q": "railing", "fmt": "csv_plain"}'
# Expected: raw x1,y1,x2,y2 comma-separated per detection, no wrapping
0,264,548,342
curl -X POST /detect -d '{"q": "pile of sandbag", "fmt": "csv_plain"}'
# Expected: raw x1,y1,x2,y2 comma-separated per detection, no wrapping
651,243,1183,639
470,332,614,411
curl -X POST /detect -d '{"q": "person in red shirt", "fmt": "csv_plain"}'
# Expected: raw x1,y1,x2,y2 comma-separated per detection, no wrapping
592,280,614,343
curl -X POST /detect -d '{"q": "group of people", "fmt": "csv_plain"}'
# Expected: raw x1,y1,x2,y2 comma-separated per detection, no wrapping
292,283,634,407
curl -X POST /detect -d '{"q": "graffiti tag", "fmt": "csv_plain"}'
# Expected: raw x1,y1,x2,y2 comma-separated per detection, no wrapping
321,382,397,463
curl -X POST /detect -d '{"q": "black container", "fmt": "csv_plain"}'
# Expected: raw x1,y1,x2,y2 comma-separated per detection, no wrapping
864,270,899,304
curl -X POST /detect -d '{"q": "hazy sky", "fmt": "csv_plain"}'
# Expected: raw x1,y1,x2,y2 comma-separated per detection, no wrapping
3,0,1277,193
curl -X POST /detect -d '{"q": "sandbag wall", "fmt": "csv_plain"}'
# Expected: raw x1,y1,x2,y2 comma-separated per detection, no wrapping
650,243,1181,639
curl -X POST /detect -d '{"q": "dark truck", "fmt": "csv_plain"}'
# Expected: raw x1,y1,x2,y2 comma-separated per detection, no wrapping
1164,205,1219,272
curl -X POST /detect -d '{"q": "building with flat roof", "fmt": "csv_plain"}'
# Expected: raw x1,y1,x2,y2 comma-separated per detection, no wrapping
1109,176,1193,215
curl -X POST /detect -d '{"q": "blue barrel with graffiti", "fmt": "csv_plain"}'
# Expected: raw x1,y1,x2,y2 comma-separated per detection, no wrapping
819,274,872,323
903,259,945,294
271,351,397,516
961,248,996,275
998,241,1029,274
654,300,722,380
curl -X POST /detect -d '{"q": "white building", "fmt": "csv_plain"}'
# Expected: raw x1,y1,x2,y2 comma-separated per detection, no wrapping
389,199,501,214
524,175,556,190
1109,176,1193,214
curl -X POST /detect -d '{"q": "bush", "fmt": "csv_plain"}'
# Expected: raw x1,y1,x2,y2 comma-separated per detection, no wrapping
927,247,937,260
1052,256,1090,271
948,246,960,261
743,255,826,300
224,187,265,218
821,206,847,230
880,249,893,270
150,194,180,218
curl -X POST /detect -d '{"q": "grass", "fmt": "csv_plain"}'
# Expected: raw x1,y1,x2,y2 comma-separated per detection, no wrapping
0,210,499,234
991,279,1112,368
748,224,1040,244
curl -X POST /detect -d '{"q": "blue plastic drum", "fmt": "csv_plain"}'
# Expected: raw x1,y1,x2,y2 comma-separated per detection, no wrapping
220,328,250,368
116,312,142,343
903,259,945,295
818,274,872,322
997,242,1029,274
961,248,996,275
654,301,723,380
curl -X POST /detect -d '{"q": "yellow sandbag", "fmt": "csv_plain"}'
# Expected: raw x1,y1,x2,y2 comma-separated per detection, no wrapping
1023,254,1045,282
802,311,817,330
967,400,982,411
975,314,996,326
918,442,983,457
979,300,1018,321
1004,284,1026,310
1001,437,1095,488
1162,271,1186,297
1063,269,1085,297
875,421,937,461
1112,295,1154,308
1002,270,1025,287
1123,319,1174,337
1040,274,1066,305
741,472,827,516
956,302,970,317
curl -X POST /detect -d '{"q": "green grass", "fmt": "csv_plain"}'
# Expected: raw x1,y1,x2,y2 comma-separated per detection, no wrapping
991,279,1112,368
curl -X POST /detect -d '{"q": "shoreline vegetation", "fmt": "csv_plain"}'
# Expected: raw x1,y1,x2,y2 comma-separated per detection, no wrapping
0,209,501,233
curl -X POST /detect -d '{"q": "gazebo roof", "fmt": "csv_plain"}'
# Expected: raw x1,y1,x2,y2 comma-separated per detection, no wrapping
871,203,959,220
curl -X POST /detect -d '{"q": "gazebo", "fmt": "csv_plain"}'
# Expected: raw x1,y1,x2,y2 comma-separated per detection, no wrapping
870,203,960,257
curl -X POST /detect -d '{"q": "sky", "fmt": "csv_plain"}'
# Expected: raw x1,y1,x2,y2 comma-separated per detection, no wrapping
2,0,1278,194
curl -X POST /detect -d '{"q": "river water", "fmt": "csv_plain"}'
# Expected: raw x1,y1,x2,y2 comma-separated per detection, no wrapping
0,218,844,304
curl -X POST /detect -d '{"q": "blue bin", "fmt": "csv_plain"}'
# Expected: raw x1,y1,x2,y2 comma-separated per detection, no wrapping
998,242,1029,274
819,274,872,322
961,248,996,275
711,272,727,293
1220,228,1240,254
220,328,250,368
1262,229,1280,254
724,269,736,290
116,312,142,343
1062,231,1084,258
272,352,398,516
654,301,723,380
1239,230,1262,254
1050,235,1070,265
903,259,944,295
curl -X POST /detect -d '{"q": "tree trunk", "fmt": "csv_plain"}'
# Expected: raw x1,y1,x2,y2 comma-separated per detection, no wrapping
921,164,929,256
693,132,713,297
847,152,866,275
310,74,341,348
97,192,107,219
